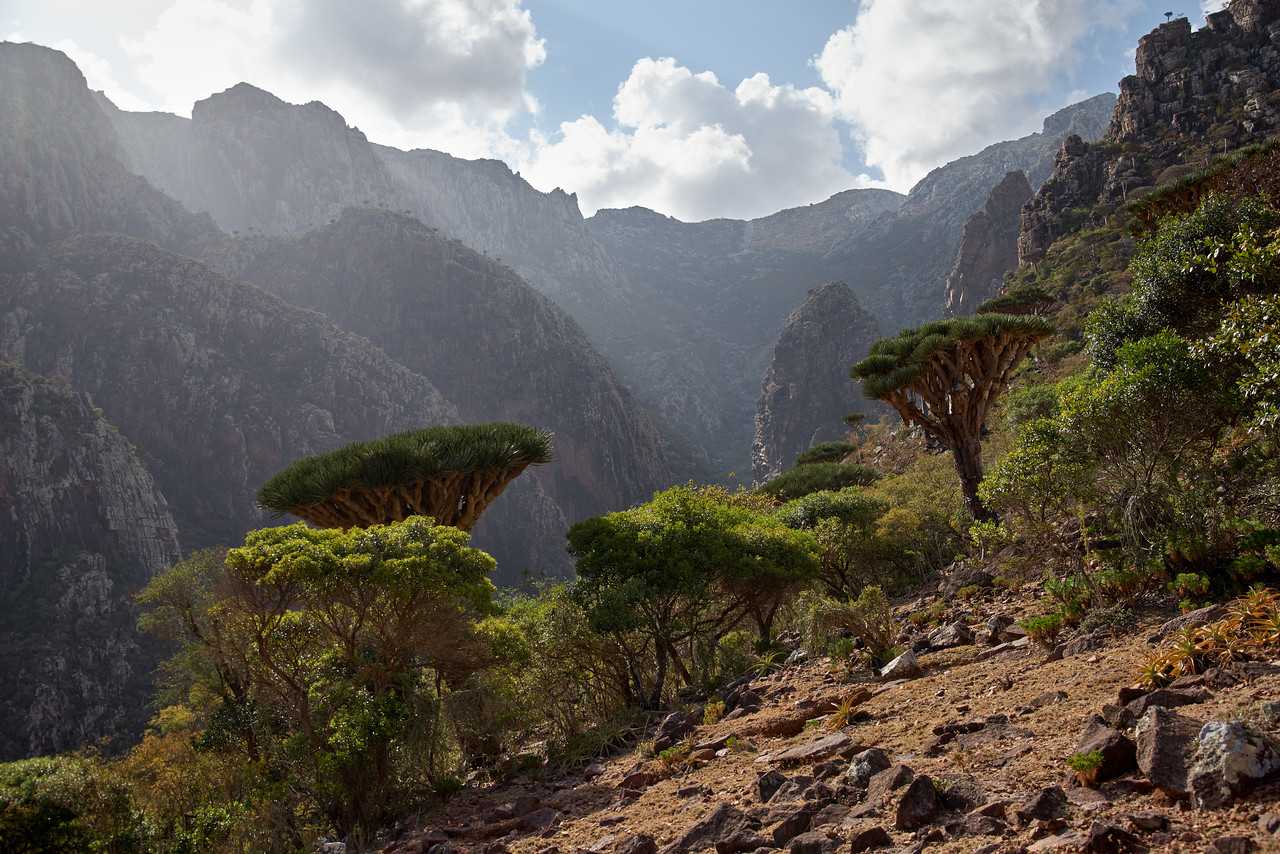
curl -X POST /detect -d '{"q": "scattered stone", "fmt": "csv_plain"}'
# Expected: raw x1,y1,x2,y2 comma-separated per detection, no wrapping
1135,706,1202,798
928,622,974,650
619,771,658,791
848,826,893,852
1016,786,1068,823
1147,605,1226,644
1127,812,1168,832
1082,821,1145,852
865,764,915,806
1119,687,1212,727
770,806,814,847
757,770,788,803
760,733,856,766
714,832,768,854
847,748,892,789
615,835,657,854
688,749,716,763
1076,715,1138,783
1206,836,1256,854
1027,831,1088,852
1188,720,1280,809
1258,811,1280,835
894,777,940,831
975,637,1030,661
663,804,750,854
677,783,709,798
959,812,1005,836
786,831,837,854
1116,685,1148,705
879,650,922,681
653,711,696,752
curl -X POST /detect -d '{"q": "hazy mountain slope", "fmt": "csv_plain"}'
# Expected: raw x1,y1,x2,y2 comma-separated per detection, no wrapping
211,208,674,564
751,283,880,480
0,42,214,263
0,234,471,554
0,363,181,760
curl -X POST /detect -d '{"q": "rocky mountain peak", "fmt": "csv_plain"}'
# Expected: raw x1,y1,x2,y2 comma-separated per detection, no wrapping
1021,0,1280,263
945,170,1033,315
752,282,879,481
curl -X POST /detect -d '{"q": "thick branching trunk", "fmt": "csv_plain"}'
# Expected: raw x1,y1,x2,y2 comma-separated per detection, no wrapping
953,434,995,522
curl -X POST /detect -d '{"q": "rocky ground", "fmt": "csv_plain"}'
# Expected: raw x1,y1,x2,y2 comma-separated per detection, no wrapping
378,573,1280,854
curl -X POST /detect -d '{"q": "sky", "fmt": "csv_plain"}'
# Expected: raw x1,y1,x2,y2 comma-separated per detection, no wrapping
3,0,1226,222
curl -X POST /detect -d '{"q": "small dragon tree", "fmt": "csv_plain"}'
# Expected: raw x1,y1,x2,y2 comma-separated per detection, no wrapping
852,314,1053,520
257,422,553,530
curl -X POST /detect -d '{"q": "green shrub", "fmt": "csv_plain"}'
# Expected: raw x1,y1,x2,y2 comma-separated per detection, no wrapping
797,587,897,668
796,442,857,466
1020,613,1065,646
760,463,881,501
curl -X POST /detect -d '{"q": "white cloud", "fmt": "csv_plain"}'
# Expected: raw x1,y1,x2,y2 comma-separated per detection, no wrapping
520,58,870,222
113,0,543,159
814,0,1142,190
1202,1,1228,13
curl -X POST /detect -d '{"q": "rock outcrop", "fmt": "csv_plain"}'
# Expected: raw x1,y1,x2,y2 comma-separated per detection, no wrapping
1020,2,1280,263
944,171,1034,314
213,208,675,573
0,363,180,759
752,284,879,481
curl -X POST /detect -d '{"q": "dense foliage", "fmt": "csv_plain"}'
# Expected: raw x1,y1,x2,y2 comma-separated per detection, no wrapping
257,423,552,530
758,462,880,501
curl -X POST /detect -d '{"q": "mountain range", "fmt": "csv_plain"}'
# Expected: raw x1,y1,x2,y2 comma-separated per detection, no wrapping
0,36,1116,757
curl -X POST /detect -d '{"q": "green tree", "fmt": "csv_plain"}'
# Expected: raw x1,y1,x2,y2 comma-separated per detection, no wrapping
853,314,1053,520
257,423,552,530
567,486,816,707
138,518,497,843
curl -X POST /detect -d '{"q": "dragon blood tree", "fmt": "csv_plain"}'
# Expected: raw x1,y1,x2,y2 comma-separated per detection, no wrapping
852,314,1053,520
257,423,553,530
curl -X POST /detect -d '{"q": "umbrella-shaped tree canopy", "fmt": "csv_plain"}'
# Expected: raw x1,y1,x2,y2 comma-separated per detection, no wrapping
258,423,553,530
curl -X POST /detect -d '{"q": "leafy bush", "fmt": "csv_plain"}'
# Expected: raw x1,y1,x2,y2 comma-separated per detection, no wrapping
797,587,897,668
1020,614,1065,646
760,463,880,501
796,442,857,466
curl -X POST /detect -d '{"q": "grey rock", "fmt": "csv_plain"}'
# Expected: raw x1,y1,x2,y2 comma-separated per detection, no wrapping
1135,706,1202,797
752,283,880,480
894,776,940,830
848,826,893,851
757,770,789,803
847,748,892,789
663,804,751,854
1188,720,1280,809
928,622,975,650
879,650,922,681
944,170,1035,314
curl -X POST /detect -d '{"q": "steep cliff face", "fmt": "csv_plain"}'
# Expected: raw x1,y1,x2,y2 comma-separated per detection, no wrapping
590,191,905,477
751,284,880,481
0,363,181,760
944,171,1034,314
0,42,213,258
1021,2,1280,263
0,235,474,558
857,94,1114,326
210,208,675,573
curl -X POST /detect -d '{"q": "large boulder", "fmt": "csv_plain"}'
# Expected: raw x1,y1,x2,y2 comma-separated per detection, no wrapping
1075,716,1137,783
1189,721,1280,809
879,650,922,681
894,776,940,830
1135,706,1202,798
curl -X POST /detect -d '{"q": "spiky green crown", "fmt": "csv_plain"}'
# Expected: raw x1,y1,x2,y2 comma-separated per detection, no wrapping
851,314,1054,399
258,423,553,515
974,286,1054,316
